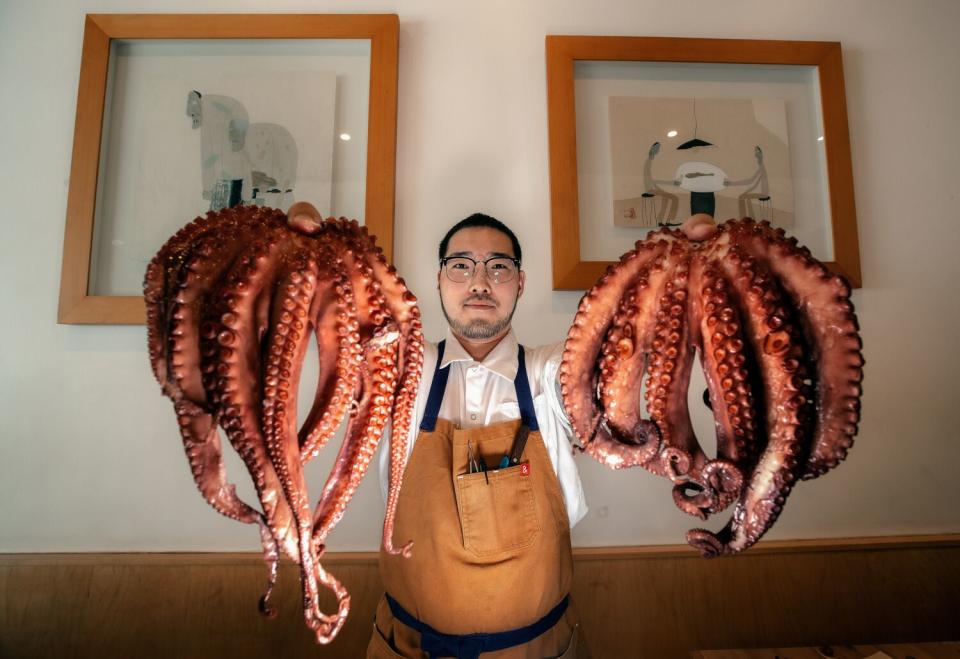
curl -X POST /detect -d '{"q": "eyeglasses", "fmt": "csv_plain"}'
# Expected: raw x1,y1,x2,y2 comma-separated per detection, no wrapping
440,256,521,284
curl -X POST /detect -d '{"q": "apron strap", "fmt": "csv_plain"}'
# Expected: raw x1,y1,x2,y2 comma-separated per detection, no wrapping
418,340,540,432
385,592,569,659
419,340,449,432
515,345,539,432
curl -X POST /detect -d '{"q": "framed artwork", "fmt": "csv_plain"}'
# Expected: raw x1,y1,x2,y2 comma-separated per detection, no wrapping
546,36,861,290
58,14,399,324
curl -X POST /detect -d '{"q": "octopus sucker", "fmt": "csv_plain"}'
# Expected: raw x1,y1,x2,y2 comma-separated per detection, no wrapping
146,204,421,644
561,219,862,557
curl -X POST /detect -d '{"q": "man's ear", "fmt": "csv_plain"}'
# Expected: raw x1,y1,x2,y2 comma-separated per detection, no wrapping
437,269,441,289
517,270,526,298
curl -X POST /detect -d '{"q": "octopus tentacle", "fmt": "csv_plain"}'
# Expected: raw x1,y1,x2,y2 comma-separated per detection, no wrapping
167,211,268,406
358,241,422,557
689,247,813,554
261,257,351,642
645,251,706,483
598,260,673,471
147,211,285,609
145,212,222,397
204,236,298,560
312,322,401,548
174,404,260,522
298,268,363,462
561,241,669,469
175,404,282,605
674,265,758,517
698,266,759,467
697,459,744,514
731,221,863,478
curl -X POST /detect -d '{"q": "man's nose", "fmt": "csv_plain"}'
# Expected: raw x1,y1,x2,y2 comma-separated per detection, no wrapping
469,263,492,293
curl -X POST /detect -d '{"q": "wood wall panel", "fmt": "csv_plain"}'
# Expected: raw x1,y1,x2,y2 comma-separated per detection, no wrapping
2,537,958,658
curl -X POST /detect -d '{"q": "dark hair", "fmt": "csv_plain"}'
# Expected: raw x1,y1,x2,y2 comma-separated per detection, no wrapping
438,213,522,263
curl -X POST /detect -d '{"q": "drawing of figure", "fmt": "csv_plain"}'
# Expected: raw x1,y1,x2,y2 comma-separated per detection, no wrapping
674,159,727,217
644,141,728,222
724,146,771,221
186,91,253,210
186,91,298,212
641,141,680,225
245,124,298,210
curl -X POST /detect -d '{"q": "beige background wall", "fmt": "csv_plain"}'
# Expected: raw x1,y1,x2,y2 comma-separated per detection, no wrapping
1,0,958,553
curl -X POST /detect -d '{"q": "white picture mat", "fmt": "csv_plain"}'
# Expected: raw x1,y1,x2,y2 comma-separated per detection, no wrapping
89,39,371,296
575,61,832,261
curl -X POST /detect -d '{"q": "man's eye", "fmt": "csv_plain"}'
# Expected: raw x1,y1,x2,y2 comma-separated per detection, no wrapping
450,262,469,269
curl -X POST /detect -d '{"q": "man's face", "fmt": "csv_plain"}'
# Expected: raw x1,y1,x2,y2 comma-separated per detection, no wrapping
438,226,525,343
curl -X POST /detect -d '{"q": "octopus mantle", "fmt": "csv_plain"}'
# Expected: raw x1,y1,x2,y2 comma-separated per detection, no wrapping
560,220,863,557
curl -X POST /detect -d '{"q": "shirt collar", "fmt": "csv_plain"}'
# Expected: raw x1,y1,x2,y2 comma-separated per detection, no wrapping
441,327,519,382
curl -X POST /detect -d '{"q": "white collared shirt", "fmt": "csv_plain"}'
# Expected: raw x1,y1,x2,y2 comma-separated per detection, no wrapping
378,327,588,528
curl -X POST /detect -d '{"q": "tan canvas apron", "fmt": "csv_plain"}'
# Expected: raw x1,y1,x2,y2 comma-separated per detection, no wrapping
367,342,585,659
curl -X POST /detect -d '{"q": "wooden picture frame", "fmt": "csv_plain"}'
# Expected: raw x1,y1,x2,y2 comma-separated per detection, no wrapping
58,14,399,324
546,36,861,290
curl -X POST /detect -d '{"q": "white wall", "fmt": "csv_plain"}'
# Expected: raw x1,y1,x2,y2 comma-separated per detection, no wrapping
1,0,958,552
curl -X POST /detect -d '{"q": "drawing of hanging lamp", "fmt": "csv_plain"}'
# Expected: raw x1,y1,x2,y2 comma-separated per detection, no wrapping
678,98,714,150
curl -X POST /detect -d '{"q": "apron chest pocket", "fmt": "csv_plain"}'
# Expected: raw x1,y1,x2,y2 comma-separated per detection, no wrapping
455,464,541,557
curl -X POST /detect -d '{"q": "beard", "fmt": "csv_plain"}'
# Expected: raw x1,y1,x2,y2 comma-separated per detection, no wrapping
441,295,518,340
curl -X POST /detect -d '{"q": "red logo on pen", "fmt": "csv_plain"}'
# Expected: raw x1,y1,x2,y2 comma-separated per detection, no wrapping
521,463,531,476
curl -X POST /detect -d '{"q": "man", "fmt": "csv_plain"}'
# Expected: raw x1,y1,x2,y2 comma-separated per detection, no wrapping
368,213,716,659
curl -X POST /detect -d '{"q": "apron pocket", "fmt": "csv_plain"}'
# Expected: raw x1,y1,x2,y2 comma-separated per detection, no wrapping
366,622,406,659
455,463,541,557
553,624,581,659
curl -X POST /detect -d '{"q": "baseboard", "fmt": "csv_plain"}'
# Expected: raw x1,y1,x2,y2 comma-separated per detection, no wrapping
3,534,958,658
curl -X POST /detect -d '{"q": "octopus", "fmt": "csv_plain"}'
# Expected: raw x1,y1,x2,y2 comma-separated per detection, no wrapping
144,202,422,643
145,206,862,644
560,219,863,557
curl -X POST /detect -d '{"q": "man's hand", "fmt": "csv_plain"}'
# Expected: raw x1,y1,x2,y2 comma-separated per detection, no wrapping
680,213,718,241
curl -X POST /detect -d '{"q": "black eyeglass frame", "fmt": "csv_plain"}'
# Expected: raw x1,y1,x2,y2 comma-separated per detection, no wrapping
439,255,522,283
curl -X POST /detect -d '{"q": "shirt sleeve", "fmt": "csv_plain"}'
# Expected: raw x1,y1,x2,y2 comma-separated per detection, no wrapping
531,341,589,528
538,342,575,436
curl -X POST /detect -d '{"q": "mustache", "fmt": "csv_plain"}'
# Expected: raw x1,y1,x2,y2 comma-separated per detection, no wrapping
463,295,498,307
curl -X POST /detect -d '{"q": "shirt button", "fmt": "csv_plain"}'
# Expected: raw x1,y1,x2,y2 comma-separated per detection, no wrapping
470,414,477,420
